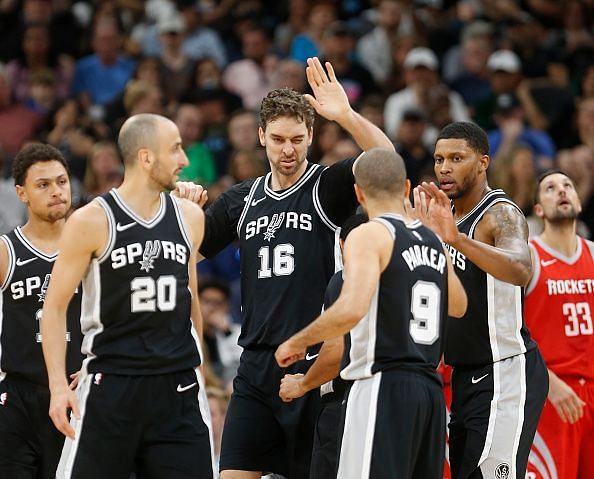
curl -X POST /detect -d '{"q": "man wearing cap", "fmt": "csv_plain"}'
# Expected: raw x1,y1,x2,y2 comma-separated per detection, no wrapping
384,47,469,148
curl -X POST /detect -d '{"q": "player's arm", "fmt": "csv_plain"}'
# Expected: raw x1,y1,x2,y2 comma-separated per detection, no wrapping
178,199,206,340
276,222,391,366
413,182,532,286
0,238,8,287
279,337,343,402
304,57,394,152
444,245,467,318
42,203,108,439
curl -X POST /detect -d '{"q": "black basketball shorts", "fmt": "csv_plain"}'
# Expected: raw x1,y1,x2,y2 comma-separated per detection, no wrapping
0,375,65,479
448,348,549,479
57,369,215,479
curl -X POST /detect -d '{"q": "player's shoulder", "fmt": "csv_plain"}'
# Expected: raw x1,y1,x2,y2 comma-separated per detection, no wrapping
171,195,204,223
219,177,259,205
479,199,527,236
584,238,594,257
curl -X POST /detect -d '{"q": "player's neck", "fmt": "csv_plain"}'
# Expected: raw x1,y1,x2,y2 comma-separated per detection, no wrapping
366,200,407,221
452,181,490,219
20,217,64,254
269,162,308,191
116,178,163,221
540,221,578,257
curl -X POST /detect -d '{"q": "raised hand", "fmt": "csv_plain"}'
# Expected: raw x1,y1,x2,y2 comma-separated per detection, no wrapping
304,57,351,122
407,182,460,245
173,181,208,207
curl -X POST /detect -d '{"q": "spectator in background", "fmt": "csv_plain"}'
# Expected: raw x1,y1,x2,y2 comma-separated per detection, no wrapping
187,57,243,114
272,59,307,92
274,0,309,56
447,26,493,112
207,387,230,475
356,0,403,86
24,69,58,117
227,109,260,153
82,140,123,201
359,94,385,130
574,97,594,151
488,93,555,172
121,79,163,121
156,12,196,106
139,1,227,67
174,102,217,185
6,23,72,104
308,118,342,164
318,21,377,107
394,108,433,187
0,150,26,233
319,137,359,166
578,63,594,101
223,23,278,109
199,279,242,387
290,1,336,64
383,32,416,95
0,64,43,157
384,47,469,147
71,17,136,110
489,143,537,216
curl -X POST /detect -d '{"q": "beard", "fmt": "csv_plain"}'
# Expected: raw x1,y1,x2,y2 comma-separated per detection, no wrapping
546,205,579,223
150,160,177,190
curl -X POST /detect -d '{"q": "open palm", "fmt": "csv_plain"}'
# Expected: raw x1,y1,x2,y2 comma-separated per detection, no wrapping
304,57,351,122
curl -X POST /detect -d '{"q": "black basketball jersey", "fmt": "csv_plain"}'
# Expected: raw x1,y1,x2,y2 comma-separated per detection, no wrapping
235,163,343,348
80,190,201,375
0,227,83,385
341,214,448,382
443,189,536,368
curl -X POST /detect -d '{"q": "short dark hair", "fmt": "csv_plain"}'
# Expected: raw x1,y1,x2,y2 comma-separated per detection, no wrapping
533,169,572,204
436,122,489,156
259,88,315,131
340,213,368,241
354,148,407,198
198,278,230,298
12,143,70,186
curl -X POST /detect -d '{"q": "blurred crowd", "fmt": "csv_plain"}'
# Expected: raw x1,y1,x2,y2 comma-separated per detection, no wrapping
1,0,594,427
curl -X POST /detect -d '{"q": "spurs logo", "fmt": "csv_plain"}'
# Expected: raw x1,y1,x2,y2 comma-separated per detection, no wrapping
139,240,161,272
495,463,510,479
263,213,285,242
37,274,51,302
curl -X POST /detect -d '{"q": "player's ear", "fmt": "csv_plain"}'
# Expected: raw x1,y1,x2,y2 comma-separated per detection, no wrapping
15,184,28,205
479,154,490,172
403,179,411,199
354,183,365,205
258,127,266,147
307,127,313,147
533,203,544,219
138,148,152,168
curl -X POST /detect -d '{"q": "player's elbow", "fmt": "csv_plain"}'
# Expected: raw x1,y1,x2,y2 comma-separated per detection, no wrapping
510,260,533,287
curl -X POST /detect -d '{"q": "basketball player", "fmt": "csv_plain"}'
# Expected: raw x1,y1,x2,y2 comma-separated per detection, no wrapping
276,148,467,479
197,58,394,479
278,213,367,479
408,122,549,479
0,144,83,478
41,113,214,479
525,170,594,479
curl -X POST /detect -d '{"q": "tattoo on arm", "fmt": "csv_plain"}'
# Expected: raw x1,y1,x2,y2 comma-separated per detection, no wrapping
484,202,531,269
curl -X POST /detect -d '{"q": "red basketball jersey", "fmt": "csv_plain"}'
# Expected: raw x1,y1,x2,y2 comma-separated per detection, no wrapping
525,236,594,379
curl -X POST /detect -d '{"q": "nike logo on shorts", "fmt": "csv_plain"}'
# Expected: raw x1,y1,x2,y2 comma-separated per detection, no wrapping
471,373,489,384
177,382,197,392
